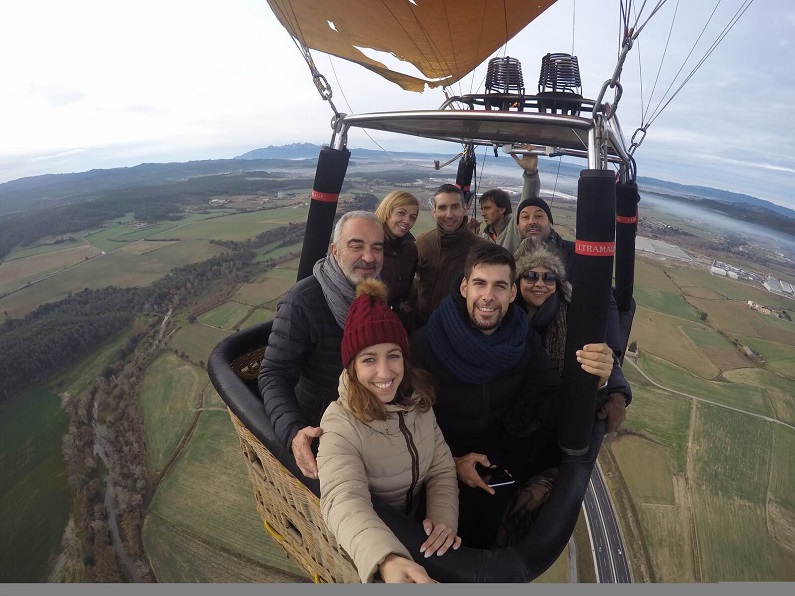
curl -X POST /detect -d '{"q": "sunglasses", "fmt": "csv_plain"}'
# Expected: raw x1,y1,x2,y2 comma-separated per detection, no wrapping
521,271,558,285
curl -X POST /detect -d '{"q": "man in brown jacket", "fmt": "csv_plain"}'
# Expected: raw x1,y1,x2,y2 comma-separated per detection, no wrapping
413,184,489,326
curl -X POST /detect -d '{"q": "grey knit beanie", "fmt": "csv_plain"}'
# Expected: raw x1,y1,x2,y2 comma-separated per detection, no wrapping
514,238,567,281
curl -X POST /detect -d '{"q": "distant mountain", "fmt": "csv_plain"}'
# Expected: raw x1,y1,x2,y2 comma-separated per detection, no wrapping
3,144,792,227
0,158,315,217
637,176,795,222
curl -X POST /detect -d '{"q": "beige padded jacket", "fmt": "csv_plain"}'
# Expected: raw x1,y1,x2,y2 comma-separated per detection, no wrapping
317,371,458,582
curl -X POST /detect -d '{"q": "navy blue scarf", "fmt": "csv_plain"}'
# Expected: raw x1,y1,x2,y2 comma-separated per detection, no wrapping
426,293,528,384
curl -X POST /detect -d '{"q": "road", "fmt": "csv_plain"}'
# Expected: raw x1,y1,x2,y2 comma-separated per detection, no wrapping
582,465,631,583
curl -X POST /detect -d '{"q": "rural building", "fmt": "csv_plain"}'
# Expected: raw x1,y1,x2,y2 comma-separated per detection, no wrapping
710,266,727,276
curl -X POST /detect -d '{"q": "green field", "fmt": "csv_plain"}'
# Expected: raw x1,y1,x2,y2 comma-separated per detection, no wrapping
3,238,94,261
731,334,795,373
239,308,274,328
690,403,783,580
622,363,692,475
169,324,230,363
633,287,703,322
255,242,303,263
681,326,735,349
139,353,205,474
0,240,226,320
638,352,774,418
0,387,72,582
151,220,281,242
143,410,307,582
198,301,252,330
721,367,795,426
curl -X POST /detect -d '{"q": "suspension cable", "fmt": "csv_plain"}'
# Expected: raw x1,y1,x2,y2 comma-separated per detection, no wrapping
640,0,680,124
645,0,755,128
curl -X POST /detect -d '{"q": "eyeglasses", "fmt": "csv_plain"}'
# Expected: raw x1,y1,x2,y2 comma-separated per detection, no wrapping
521,271,558,285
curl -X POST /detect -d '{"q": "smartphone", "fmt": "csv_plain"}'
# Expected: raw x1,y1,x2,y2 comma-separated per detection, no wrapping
476,463,516,488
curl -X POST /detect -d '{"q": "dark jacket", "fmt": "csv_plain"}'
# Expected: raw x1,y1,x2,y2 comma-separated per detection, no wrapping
380,230,418,331
257,275,344,452
517,282,632,407
414,221,489,326
409,309,562,459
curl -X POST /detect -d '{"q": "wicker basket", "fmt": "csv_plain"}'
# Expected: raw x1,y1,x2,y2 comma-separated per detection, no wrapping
228,410,361,583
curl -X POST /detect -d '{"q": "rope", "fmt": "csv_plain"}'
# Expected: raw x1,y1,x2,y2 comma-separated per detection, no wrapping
571,0,576,56
644,0,721,124
640,0,680,125
644,0,755,129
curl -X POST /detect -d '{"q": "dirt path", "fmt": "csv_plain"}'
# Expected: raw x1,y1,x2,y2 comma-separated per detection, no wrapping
684,399,703,581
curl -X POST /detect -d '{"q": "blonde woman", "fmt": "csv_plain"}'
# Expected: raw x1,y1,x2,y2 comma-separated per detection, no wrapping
374,191,419,330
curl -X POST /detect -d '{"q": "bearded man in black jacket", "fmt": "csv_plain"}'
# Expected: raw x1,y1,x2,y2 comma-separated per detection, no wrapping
410,242,612,547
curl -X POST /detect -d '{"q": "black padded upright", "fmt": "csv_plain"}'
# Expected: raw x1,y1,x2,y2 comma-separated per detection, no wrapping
296,146,350,282
558,170,616,456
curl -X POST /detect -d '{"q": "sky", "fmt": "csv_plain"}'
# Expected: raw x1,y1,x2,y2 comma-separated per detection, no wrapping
2,0,793,212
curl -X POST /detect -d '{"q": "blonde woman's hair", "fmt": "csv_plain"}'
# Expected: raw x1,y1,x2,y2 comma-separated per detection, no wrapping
345,357,435,423
374,191,420,225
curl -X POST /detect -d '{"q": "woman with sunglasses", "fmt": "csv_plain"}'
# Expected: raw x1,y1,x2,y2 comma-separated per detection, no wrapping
513,239,616,379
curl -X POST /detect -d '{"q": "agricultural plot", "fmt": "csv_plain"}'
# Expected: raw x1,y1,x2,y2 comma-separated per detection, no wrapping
170,323,230,362
260,266,300,281
235,278,294,305
169,324,230,364
688,403,788,581
198,301,252,330
632,287,703,323
671,266,793,306
0,388,72,582
239,308,274,328
85,221,184,251
143,515,306,582
612,435,675,504
610,435,694,582
620,372,692,476
680,326,750,372
689,297,795,346
117,240,179,255
255,242,303,263
638,353,774,418
681,325,735,349
150,220,282,242
0,244,100,293
202,382,226,410
140,353,205,474
765,425,795,579
144,410,307,582
5,237,93,261
721,368,795,426
633,259,688,292
629,308,720,379
0,240,226,319
234,282,274,306
730,335,795,374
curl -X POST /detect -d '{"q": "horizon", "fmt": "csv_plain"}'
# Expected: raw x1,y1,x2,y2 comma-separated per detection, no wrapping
4,141,794,222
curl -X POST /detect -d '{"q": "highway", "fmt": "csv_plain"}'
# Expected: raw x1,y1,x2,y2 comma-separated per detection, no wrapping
582,465,631,583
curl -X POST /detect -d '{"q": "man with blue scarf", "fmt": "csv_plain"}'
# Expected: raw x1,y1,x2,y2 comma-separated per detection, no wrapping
410,242,609,548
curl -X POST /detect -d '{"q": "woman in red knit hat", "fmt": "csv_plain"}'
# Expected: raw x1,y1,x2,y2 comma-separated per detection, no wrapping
317,278,459,583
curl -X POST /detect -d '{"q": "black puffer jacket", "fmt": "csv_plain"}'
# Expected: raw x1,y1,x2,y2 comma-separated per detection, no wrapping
409,312,561,459
380,230,417,309
257,275,344,452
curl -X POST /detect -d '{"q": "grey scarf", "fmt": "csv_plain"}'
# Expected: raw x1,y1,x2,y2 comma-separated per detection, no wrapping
313,255,356,329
